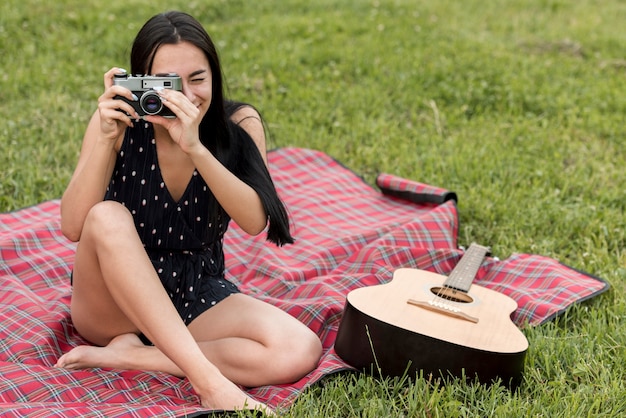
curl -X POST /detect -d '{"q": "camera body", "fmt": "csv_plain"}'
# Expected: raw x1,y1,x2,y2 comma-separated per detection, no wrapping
113,72,182,118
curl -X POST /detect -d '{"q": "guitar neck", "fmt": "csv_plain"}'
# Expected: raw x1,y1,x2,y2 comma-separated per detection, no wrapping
444,243,489,293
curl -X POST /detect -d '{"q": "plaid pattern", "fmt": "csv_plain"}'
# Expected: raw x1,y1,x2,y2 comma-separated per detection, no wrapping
0,147,608,416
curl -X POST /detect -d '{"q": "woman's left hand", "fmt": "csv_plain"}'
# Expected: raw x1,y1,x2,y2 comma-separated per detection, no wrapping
144,88,203,154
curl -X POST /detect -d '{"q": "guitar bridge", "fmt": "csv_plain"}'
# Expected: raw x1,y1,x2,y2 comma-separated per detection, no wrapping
407,299,479,323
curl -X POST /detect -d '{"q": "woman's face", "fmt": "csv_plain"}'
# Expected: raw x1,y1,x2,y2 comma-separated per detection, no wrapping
150,41,213,119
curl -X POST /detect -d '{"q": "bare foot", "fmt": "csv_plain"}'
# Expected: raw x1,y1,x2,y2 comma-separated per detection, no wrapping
55,333,145,370
56,334,274,414
194,377,274,415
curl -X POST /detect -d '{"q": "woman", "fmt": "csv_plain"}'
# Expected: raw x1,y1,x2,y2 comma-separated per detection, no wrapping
55,10,322,413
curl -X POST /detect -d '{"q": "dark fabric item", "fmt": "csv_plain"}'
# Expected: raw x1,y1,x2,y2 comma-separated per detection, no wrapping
104,122,239,324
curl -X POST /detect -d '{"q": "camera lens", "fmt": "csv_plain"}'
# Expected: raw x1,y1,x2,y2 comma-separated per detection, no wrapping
140,91,163,115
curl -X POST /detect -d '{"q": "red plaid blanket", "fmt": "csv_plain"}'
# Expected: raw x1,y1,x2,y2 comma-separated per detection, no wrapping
0,147,608,417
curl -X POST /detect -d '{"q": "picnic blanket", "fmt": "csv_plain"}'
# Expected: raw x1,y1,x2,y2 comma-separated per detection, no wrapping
0,147,608,417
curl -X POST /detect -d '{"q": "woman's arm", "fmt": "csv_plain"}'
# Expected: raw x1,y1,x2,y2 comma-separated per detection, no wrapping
188,145,269,236
146,91,270,236
227,104,293,245
61,68,139,241
60,112,121,241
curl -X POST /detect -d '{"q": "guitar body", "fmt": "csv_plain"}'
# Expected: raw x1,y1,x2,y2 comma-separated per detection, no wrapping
335,268,528,389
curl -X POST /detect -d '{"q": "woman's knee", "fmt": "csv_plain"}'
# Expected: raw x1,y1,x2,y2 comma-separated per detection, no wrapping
298,329,323,369
83,201,134,238
273,327,322,382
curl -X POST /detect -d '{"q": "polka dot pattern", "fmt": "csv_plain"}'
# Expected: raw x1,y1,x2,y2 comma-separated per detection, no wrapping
104,123,240,324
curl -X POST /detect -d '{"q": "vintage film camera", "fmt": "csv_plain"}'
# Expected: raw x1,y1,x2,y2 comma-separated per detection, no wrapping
113,71,182,118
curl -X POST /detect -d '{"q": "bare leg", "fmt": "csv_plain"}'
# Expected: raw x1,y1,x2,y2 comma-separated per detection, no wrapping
57,201,268,412
57,293,323,387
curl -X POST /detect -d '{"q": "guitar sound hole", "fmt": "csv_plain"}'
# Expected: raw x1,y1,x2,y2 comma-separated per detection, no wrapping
430,286,473,303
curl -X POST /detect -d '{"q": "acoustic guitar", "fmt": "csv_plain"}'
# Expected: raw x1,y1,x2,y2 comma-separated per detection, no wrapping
334,243,528,389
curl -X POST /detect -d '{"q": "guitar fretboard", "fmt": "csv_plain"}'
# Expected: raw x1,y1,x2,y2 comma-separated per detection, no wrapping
443,243,490,293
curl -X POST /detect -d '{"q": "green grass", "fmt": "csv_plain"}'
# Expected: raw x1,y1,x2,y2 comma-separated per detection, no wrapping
1,0,625,416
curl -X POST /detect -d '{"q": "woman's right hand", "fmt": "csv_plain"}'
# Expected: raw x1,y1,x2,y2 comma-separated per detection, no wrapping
97,67,140,142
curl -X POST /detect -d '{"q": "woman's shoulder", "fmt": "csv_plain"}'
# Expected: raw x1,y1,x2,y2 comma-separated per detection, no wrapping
226,102,266,159
231,105,261,123
225,101,262,124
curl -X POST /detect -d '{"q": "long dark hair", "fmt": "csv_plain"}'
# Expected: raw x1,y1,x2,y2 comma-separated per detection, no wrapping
130,11,293,246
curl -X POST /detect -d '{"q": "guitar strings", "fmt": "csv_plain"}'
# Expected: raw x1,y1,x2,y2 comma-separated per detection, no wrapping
431,244,487,304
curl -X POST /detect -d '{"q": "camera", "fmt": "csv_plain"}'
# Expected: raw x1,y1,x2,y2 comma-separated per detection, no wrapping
113,71,182,118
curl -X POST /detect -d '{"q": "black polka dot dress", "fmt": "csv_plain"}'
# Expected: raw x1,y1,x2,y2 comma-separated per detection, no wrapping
104,122,240,324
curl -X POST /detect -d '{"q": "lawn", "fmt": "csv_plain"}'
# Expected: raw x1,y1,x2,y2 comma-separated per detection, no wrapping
1,0,625,416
